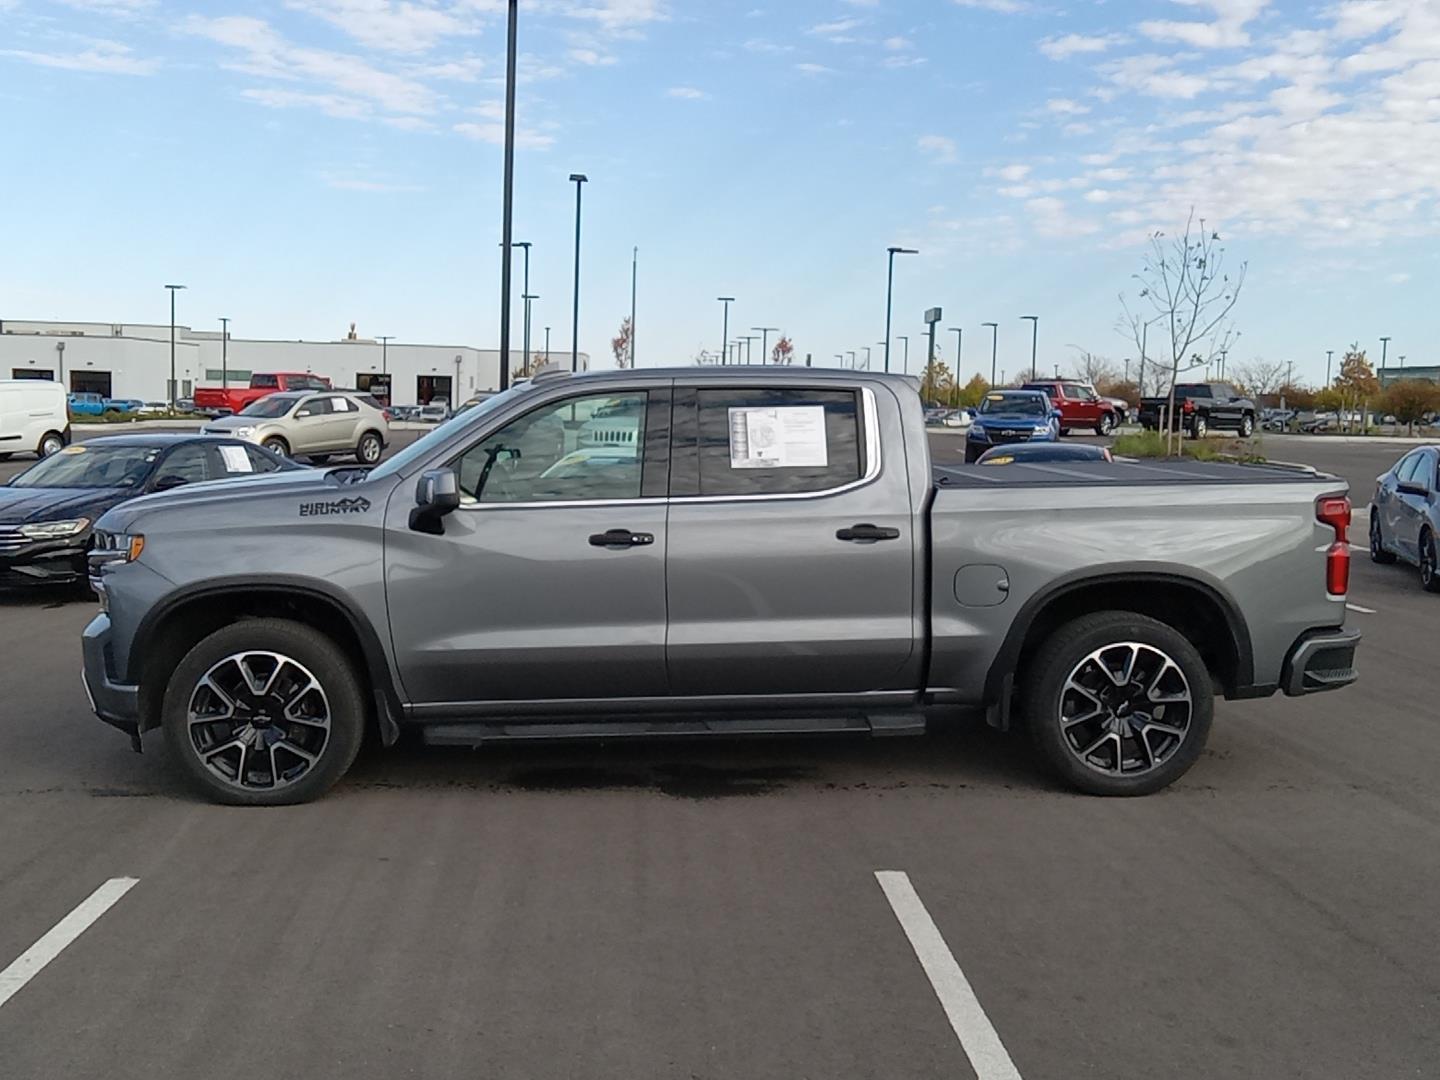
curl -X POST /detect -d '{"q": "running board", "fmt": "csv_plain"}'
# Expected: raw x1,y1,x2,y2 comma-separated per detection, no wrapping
418,711,927,747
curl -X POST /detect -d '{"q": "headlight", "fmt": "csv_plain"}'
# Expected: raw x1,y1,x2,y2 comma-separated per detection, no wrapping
969,423,986,436
1030,427,1051,439
89,530,146,567
19,518,90,540
231,426,257,440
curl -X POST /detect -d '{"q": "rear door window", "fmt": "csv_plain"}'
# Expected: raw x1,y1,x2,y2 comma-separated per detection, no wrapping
152,444,214,485
686,387,864,497
1397,453,1423,484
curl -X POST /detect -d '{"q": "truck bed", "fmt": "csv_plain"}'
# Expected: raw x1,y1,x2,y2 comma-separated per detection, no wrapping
933,459,1334,488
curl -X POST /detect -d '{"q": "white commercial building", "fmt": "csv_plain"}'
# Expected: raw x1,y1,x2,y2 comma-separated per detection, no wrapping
0,319,588,407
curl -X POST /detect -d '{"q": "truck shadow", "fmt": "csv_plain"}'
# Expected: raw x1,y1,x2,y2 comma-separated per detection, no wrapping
0,584,95,609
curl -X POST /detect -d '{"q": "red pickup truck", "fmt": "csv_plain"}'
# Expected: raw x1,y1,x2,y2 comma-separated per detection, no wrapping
1022,380,1122,436
193,372,332,415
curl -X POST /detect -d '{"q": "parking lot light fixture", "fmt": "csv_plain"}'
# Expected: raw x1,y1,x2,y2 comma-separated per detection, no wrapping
498,0,519,390
948,328,962,377
753,326,779,366
1021,315,1039,381
717,297,735,363
982,322,998,385
896,335,909,375
569,174,588,372
219,317,230,389
164,284,186,408
884,247,919,372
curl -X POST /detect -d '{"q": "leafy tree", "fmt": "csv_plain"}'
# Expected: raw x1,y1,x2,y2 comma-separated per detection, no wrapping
1230,358,1289,398
955,374,991,408
611,317,633,369
1096,377,1138,404
921,359,953,405
1379,380,1440,435
1119,210,1245,453
771,336,794,366
1277,383,1316,410
1333,344,1380,432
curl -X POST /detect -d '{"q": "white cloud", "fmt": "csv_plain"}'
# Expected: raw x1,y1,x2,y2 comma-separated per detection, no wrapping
1102,53,1212,98
568,47,616,65
1140,0,1270,49
1387,272,1411,284
918,134,958,163
743,38,794,54
561,0,668,33
243,87,370,118
453,120,554,148
952,0,1031,13
883,36,913,51
809,17,864,38
795,62,834,75
56,0,155,14
1,40,157,75
666,85,708,99
882,54,927,69
1039,32,1124,60
283,1,475,54
996,163,1031,181
1045,97,1090,115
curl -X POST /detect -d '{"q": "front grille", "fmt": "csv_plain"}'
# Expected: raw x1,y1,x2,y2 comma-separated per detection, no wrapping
0,528,26,555
990,428,1031,443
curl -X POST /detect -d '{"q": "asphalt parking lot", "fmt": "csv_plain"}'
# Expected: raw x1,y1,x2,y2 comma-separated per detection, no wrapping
2,429,1438,1078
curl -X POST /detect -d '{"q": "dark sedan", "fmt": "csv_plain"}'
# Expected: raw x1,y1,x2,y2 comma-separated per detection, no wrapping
1369,444,1440,592
0,434,296,587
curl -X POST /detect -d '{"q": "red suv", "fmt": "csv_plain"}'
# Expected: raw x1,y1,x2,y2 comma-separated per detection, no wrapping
1022,380,1119,436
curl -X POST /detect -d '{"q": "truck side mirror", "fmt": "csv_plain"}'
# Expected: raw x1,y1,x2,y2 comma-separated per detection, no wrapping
410,468,461,535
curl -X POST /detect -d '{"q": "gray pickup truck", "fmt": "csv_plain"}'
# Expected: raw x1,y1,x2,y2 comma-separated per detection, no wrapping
81,368,1360,805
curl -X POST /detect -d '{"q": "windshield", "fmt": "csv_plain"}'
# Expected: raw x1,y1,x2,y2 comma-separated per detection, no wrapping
368,385,528,481
9,445,158,489
979,394,1050,418
240,395,299,418
1173,385,1212,399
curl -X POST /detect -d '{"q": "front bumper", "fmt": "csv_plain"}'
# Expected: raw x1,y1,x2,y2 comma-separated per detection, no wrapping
1281,627,1361,696
0,540,89,585
968,426,1053,449
81,613,141,738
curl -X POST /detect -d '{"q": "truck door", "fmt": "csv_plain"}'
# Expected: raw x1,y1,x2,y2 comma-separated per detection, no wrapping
385,387,671,704
1062,383,1099,427
664,382,919,696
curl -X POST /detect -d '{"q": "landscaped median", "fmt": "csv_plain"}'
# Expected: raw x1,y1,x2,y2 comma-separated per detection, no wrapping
1113,430,1266,463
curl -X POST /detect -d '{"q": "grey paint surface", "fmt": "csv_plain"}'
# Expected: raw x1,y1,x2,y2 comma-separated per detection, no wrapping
85,369,1350,737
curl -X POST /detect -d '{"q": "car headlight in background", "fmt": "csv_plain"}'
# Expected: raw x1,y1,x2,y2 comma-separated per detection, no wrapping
230,426,257,441
18,518,91,540
1030,427,1051,439
969,423,986,437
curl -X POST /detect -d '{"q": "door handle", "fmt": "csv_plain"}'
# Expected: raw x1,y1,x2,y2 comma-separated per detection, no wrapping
589,529,655,549
836,523,901,543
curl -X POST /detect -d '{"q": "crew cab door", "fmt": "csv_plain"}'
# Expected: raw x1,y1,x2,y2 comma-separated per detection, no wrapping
664,381,919,696
385,386,671,705
1062,383,1101,426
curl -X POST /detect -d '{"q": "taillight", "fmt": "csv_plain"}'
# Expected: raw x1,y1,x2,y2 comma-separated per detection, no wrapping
1182,398,1195,413
1317,495,1351,597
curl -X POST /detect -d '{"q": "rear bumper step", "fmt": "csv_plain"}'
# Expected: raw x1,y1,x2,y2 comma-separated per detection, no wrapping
1282,627,1361,697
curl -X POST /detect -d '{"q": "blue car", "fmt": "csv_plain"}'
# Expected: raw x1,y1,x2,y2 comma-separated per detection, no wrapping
965,390,1061,463
68,393,137,417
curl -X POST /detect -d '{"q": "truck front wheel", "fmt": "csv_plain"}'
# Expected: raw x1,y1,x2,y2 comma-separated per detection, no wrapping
1022,611,1214,796
160,618,366,806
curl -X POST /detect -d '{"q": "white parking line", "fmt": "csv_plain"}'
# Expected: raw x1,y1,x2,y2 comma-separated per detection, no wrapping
875,870,1023,1080
0,877,138,1010
1346,603,1377,614
1348,544,1369,553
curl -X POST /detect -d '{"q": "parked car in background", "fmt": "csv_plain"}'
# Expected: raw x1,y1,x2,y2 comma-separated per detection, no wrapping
136,401,172,416
965,389,1061,463
419,401,451,423
68,392,137,417
1022,380,1121,436
941,408,972,429
0,379,71,460
0,434,296,587
1370,445,1440,592
202,390,391,464
82,367,1360,805
924,406,946,425
1104,396,1132,425
977,442,1113,465
1138,383,1257,439
193,373,333,417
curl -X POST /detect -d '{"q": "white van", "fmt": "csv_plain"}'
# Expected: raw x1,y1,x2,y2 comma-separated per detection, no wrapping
0,379,71,460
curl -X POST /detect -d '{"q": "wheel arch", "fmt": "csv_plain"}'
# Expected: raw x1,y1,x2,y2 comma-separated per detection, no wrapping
982,567,1255,712
130,576,403,745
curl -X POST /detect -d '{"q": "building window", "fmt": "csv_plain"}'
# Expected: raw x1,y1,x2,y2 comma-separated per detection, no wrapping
12,368,55,381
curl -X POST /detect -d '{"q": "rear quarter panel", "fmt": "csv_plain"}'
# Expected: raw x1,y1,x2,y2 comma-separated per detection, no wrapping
929,478,1348,701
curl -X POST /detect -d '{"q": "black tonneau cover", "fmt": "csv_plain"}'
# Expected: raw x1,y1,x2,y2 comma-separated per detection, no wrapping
934,459,1333,488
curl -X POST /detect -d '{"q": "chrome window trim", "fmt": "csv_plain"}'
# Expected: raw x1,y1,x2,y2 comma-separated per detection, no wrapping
455,385,882,511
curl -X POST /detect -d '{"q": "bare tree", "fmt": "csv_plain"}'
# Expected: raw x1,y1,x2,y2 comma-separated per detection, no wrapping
1066,347,1119,387
1230,357,1288,398
1119,210,1245,452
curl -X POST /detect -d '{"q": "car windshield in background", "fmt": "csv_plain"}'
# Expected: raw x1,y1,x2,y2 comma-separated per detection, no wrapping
1173,385,1212,399
979,394,1049,418
240,396,298,418
367,385,526,481
8,445,158,489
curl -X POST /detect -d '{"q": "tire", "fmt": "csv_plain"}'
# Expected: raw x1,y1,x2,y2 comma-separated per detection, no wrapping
161,618,366,806
356,430,384,465
261,436,290,458
1370,515,1396,565
1422,530,1440,594
964,444,982,464
1238,413,1255,438
1189,415,1207,440
0,453,11,462
1058,427,1070,438
1096,412,1116,437
39,431,65,457
1022,611,1214,796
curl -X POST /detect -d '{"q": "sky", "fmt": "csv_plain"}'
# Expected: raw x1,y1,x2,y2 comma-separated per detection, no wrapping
1,0,1436,386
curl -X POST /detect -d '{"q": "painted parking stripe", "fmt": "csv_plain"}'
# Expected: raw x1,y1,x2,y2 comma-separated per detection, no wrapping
875,870,1024,1080
1346,603,1377,614
0,878,138,1010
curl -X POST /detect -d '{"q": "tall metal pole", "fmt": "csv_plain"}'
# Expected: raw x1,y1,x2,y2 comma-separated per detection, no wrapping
1380,336,1390,373
377,335,393,376
834,354,843,368
717,297,734,363
847,351,857,369
753,326,778,366
519,242,531,375
1326,349,1334,385
982,322,998,385
629,246,638,367
219,317,230,389
884,247,918,373
543,326,551,365
498,0,518,392
949,328,962,377
740,335,759,366
897,335,909,375
862,346,871,370
1021,314,1038,381
569,174,587,372
165,284,185,407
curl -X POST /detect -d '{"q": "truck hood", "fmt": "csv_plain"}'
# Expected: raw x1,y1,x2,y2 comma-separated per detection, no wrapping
94,468,381,533
973,413,1051,427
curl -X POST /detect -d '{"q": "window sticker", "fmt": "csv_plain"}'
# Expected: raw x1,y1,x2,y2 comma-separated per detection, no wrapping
218,444,254,473
727,405,829,469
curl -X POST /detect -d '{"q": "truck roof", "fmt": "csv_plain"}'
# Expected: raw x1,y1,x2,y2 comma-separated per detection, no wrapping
518,367,921,388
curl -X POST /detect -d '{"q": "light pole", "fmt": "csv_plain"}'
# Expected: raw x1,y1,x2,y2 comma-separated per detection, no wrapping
377,334,393,376
629,245,638,367
740,335,759,366
897,335,910,375
503,240,532,375
56,341,65,387
498,0,518,391
522,298,538,374
1380,335,1391,373
847,351,857,369
982,321,998,385
1218,347,1228,380
1326,349,1334,386
884,246,918,373
543,326,551,366
569,174,588,372
164,284,186,407
1020,314,1038,381
948,327,962,377
860,346,871,370
1399,354,1406,372
753,326,779,366
219,317,230,389
1123,357,1131,385
834,353,844,368
717,297,734,363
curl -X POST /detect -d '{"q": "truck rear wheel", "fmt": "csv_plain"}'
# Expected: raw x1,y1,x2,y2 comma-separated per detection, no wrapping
160,618,366,806
1022,611,1213,796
